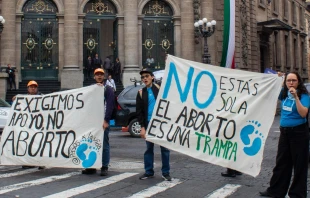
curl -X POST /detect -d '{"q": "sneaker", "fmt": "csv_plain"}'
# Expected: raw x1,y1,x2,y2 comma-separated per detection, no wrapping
100,166,108,176
162,174,172,181
81,168,97,174
139,173,154,180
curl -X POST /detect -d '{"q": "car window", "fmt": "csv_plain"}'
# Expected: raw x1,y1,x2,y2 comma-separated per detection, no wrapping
123,86,143,100
0,98,11,107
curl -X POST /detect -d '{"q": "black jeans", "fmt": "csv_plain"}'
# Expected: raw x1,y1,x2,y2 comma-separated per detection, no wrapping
267,123,309,198
7,77,16,90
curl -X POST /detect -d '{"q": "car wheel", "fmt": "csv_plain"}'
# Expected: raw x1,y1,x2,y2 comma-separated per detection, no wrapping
128,118,141,138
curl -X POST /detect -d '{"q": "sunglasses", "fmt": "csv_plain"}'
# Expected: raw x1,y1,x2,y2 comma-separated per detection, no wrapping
141,74,150,79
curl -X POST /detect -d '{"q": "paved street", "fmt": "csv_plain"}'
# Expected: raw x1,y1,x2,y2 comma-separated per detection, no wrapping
0,115,309,198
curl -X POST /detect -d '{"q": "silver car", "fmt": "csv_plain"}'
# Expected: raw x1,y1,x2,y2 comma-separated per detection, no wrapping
0,98,11,134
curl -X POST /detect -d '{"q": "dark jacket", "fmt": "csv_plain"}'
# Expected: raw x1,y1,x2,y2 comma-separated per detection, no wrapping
136,84,159,128
103,82,115,122
93,58,102,68
114,61,121,74
85,58,93,69
6,67,15,78
104,58,112,70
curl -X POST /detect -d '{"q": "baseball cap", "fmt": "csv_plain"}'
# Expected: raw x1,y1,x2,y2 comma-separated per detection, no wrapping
140,68,154,76
94,68,105,75
27,80,38,87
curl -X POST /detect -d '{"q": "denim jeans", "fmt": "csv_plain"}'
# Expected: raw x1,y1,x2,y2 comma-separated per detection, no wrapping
101,126,110,168
144,141,170,175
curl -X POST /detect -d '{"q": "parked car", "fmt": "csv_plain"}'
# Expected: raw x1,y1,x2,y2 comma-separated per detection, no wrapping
0,98,11,134
115,83,144,137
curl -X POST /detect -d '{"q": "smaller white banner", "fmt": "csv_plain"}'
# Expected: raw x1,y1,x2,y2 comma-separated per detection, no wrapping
0,85,104,169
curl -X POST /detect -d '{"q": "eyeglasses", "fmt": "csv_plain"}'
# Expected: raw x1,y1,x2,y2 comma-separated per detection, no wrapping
286,79,298,83
95,73,104,76
141,74,150,79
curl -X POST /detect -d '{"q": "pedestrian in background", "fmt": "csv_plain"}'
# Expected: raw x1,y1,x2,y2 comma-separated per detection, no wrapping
103,56,112,78
6,64,16,90
136,68,172,181
106,74,116,92
81,68,115,176
93,53,102,69
114,57,121,83
85,55,93,80
260,72,309,198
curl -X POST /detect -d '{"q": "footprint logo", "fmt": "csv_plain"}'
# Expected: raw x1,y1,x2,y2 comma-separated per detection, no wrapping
76,138,98,168
240,121,264,156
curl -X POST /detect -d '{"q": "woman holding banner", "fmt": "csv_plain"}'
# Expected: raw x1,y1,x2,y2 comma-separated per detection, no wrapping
260,72,309,198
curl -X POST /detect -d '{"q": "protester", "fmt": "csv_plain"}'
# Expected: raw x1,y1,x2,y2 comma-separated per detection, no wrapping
6,64,16,90
114,57,121,83
106,74,116,92
260,72,309,198
136,68,172,181
85,55,93,79
13,80,44,170
81,68,115,176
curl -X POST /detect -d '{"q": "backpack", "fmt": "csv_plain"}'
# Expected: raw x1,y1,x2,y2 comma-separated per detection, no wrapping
139,84,160,98
104,85,118,120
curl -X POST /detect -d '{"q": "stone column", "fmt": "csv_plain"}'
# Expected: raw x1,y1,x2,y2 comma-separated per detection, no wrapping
117,16,125,73
1,0,16,67
58,16,64,81
123,0,140,87
15,15,22,89
61,0,83,89
181,0,195,61
174,17,181,57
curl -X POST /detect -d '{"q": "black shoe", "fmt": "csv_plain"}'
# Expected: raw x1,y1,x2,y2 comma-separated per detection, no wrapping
100,166,108,176
22,166,35,169
221,170,236,177
81,168,96,174
235,171,242,175
38,166,45,170
162,174,172,181
259,190,273,197
139,173,154,180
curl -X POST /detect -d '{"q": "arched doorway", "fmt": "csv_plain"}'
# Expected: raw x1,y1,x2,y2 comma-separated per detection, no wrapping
21,0,59,80
83,0,117,78
142,0,174,70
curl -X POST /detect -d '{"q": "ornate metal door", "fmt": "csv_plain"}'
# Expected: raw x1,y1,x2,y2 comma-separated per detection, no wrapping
83,0,117,76
83,19,101,59
142,0,174,70
21,0,58,80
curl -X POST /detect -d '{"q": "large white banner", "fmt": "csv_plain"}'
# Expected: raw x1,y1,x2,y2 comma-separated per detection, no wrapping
0,85,104,169
146,55,283,177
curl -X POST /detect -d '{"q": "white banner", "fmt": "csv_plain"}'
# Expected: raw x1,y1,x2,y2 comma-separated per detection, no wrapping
146,55,283,177
0,85,104,169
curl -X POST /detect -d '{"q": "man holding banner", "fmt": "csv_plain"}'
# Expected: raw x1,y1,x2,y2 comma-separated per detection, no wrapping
81,68,115,176
12,80,44,170
136,68,172,181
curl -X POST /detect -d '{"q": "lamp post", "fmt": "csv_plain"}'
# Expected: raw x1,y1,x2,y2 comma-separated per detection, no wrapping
0,16,5,34
194,18,216,64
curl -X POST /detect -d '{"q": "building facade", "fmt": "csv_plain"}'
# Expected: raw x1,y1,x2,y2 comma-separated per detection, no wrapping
0,0,308,99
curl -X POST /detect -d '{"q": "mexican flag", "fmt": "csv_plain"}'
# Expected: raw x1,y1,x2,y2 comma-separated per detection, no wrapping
220,0,235,69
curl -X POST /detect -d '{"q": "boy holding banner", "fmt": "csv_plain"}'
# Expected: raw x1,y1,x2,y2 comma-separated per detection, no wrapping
136,68,172,181
81,68,115,176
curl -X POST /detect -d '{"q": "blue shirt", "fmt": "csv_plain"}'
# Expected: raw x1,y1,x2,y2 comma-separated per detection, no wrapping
279,92,310,127
147,87,156,121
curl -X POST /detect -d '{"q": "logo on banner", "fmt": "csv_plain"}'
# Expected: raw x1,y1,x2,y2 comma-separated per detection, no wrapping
70,133,102,168
240,121,264,156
